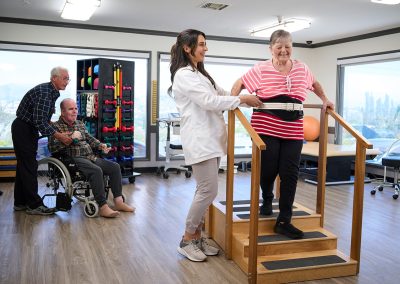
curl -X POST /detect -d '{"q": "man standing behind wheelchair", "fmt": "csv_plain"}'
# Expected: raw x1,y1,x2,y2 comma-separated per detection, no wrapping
49,98,135,218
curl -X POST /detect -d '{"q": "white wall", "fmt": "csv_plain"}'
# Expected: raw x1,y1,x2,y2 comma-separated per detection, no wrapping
1,22,399,166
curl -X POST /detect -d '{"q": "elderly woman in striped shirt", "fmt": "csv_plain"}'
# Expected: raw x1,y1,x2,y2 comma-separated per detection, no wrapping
231,29,334,239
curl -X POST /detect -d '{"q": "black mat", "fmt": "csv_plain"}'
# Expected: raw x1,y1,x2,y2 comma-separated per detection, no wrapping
262,255,346,270
219,199,278,205
257,231,327,243
232,205,296,212
237,210,310,219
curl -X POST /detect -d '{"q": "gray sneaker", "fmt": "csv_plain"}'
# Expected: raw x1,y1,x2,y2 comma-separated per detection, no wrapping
13,205,27,211
177,239,207,262
198,237,219,256
26,205,56,216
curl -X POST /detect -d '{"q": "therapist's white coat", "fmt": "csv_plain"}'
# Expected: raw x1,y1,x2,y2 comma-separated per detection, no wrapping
172,65,241,165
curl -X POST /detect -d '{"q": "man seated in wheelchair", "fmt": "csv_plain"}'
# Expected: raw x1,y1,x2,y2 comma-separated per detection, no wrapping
48,98,135,218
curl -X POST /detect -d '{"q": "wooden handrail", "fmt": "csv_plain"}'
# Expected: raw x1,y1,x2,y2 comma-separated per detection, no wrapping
225,108,265,284
226,105,370,282
234,109,266,151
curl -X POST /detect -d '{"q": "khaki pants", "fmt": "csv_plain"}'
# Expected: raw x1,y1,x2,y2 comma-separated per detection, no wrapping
185,157,220,234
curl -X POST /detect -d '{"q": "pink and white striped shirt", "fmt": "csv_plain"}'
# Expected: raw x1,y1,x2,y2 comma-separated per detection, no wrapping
241,60,315,140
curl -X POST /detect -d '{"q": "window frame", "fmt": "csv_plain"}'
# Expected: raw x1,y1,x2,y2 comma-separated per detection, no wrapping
0,41,152,160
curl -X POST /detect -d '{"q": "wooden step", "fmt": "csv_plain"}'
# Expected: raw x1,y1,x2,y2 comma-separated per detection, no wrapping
250,250,358,284
208,199,322,249
233,228,337,258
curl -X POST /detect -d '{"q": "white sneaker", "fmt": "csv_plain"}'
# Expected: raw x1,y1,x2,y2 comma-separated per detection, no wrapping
198,237,219,256
177,239,207,262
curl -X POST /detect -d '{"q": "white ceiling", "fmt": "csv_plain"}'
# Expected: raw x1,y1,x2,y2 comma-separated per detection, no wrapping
0,0,400,45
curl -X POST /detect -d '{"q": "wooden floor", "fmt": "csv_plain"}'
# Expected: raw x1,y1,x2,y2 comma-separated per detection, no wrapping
0,171,399,284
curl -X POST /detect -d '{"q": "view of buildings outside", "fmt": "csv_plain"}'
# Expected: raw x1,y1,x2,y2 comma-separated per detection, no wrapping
0,49,148,158
341,60,400,152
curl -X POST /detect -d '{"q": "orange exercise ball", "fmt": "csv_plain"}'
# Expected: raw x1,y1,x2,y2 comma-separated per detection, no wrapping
303,116,320,141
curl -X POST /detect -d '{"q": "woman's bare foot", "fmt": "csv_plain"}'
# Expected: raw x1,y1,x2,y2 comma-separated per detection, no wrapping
114,196,136,212
99,204,120,218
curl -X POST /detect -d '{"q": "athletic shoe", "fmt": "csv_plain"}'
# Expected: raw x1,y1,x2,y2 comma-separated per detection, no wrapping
274,222,304,239
177,239,207,262
13,205,27,211
198,237,219,256
26,205,56,216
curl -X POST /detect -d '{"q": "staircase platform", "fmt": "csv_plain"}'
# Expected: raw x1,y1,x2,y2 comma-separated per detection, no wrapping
206,199,358,283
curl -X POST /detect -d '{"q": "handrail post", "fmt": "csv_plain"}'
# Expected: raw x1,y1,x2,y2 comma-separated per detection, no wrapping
248,143,261,284
351,142,366,273
316,109,328,226
225,110,235,259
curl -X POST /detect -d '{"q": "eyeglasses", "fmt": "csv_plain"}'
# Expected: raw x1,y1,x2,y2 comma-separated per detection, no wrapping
59,76,71,83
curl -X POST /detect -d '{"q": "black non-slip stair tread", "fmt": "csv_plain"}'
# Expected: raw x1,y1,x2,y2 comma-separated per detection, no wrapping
237,210,310,219
257,231,327,243
232,205,296,212
219,199,278,205
261,255,346,270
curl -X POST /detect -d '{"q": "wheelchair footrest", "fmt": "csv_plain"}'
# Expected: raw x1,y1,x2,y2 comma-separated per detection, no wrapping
56,192,72,211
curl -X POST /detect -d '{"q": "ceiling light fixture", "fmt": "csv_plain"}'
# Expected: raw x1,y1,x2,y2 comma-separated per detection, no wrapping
61,0,101,21
371,0,400,4
250,16,311,38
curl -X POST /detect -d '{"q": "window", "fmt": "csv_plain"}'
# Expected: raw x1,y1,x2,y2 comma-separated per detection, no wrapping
157,53,262,159
337,52,400,152
0,44,149,159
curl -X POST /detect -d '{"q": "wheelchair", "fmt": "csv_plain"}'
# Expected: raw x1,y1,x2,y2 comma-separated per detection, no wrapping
37,154,125,217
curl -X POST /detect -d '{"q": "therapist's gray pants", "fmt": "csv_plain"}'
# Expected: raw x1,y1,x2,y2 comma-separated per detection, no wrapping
185,157,220,234
73,157,123,207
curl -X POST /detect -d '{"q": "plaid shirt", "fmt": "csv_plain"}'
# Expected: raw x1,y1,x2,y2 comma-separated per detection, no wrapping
48,117,101,161
16,82,60,136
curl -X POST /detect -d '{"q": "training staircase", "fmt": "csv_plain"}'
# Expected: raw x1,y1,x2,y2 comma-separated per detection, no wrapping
207,199,357,283
206,106,373,283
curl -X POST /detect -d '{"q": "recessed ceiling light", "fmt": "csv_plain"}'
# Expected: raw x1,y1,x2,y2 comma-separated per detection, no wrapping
250,17,311,38
61,0,101,21
371,0,400,4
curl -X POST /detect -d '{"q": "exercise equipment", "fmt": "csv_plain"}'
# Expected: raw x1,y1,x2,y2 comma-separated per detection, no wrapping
103,117,116,123
103,107,116,113
93,78,99,90
121,126,134,132
122,100,133,105
157,114,192,179
104,136,118,143
120,135,133,141
120,156,134,162
104,99,117,106
120,145,134,152
303,116,320,141
102,126,117,133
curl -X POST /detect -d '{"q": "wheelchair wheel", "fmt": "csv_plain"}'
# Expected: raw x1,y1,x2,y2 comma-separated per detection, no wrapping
84,201,99,217
37,157,73,209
